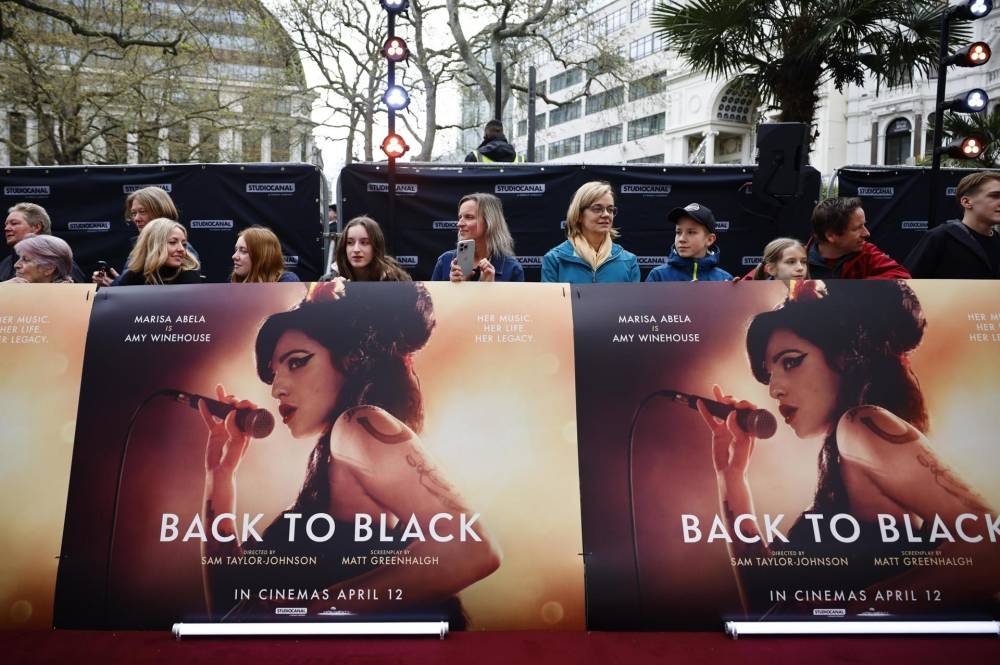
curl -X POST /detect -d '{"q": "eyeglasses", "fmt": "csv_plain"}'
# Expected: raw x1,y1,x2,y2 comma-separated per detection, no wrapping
586,204,618,216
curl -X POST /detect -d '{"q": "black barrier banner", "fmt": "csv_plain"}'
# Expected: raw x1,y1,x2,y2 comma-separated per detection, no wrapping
53,282,584,630
0,164,325,282
0,284,95,629
573,280,1000,630
835,166,995,269
339,164,820,281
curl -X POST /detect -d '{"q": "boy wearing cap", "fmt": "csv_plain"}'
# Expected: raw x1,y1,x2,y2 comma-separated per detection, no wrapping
646,202,733,281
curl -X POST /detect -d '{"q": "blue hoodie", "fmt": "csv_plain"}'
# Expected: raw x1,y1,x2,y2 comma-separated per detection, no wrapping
645,246,732,282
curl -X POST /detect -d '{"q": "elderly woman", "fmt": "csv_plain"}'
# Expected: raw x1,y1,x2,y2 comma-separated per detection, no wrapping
114,218,201,286
5,234,75,283
541,181,639,283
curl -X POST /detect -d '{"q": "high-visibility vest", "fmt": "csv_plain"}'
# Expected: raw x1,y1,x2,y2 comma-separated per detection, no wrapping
472,150,524,163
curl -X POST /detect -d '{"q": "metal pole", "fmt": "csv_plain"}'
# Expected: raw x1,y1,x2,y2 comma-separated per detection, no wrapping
494,62,502,121
387,11,398,252
929,12,952,229
527,66,536,162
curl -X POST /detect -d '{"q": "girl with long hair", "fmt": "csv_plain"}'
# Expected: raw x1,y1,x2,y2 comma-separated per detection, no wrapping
114,218,201,286
231,226,299,283
334,216,410,281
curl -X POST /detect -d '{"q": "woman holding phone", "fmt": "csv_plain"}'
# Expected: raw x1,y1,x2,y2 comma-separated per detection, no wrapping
431,193,524,282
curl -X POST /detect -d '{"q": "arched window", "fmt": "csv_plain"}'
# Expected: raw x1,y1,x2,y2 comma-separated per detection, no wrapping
884,117,912,165
715,81,757,124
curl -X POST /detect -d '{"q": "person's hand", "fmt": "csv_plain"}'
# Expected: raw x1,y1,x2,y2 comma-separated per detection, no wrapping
476,258,495,282
449,258,466,283
200,383,256,477
91,267,118,286
695,384,757,480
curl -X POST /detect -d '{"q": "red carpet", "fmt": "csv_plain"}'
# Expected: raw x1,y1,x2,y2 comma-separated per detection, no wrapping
4,630,999,665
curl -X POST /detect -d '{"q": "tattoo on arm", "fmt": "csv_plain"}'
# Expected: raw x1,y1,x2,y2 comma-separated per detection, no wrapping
358,415,411,445
405,452,463,511
860,414,919,445
917,453,991,512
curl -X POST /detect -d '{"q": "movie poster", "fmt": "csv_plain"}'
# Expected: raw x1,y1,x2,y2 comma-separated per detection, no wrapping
574,280,1000,630
55,282,583,630
0,284,94,629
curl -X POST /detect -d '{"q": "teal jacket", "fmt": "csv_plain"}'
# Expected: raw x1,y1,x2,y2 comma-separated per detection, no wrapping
541,239,640,284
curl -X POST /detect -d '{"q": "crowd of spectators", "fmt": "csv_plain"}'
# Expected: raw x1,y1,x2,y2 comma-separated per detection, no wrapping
4,171,999,288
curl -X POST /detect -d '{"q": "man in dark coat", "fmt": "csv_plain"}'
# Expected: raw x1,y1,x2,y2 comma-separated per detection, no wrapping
465,119,522,163
905,171,1000,279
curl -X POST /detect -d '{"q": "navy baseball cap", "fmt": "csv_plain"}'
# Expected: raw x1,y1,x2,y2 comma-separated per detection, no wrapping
668,202,716,233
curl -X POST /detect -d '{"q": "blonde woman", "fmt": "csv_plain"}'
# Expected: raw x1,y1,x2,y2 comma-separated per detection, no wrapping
431,193,524,282
114,218,201,286
541,181,639,283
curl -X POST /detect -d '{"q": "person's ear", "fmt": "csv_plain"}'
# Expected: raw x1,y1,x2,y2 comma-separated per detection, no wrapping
763,262,777,277
959,194,974,210
706,232,717,247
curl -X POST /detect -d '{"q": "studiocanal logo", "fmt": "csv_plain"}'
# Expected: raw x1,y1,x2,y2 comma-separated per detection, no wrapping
743,255,764,266
246,183,295,194
715,220,730,232
396,255,418,267
432,220,458,230
366,183,418,194
190,219,234,230
516,255,543,267
67,221,111,232
495,183,545,195
901,220,928,231
856,186,894,198
283,255,300,266
3,185,50,197
620,184,672,195
946,186,957,196
637,255,667,267
123,183,172,193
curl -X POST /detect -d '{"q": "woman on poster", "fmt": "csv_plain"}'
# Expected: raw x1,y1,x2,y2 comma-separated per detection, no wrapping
697,279,998,617
198,280,500,626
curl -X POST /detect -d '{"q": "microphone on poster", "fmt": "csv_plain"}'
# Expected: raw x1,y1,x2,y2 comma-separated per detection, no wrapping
158,389,275,438
656,389,777,439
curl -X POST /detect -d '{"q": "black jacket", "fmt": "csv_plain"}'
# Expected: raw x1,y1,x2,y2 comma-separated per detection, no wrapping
904,220,1000,279
465,136,518,163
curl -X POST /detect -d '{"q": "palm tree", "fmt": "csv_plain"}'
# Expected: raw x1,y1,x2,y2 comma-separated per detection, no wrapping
651,1,967,152
942,106,1000,167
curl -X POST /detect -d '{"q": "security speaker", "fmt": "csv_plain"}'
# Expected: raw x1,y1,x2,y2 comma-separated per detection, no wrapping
753,123,808,197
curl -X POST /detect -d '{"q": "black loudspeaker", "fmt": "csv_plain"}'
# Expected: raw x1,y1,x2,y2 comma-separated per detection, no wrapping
753,123,808,197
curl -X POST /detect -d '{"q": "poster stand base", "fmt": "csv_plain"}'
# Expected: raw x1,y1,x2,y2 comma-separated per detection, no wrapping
171,621,449,639
724,620,999,639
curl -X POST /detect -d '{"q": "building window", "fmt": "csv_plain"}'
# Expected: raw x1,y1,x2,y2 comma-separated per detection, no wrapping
585,124,623,151
517,119,527,136
716,80,756,124
591,7,628,38
628,113,665,141
198,124,219,162
627,154,664,164
243,128,263,162
549,68,583,93
271,130,290,162
884,117,912,165
630,0,654,22
586,86,625,115
168,123,191,163
550,100,582,127
630,71,667,101
629,34,665,61
548,135,581,159
535,112,547,131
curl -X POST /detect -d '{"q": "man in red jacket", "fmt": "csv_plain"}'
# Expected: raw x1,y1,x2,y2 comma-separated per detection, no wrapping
805,197,910,279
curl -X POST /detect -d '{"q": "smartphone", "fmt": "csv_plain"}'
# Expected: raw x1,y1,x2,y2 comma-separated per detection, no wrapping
96,260,110,276
456,239,475,276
